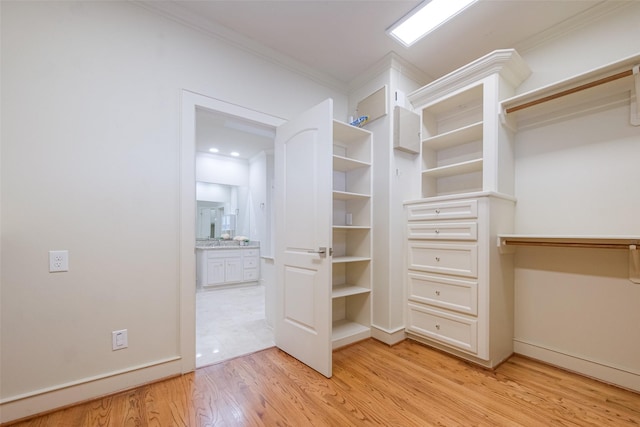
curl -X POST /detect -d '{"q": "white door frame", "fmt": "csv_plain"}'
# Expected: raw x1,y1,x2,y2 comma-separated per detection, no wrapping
179,90,285,372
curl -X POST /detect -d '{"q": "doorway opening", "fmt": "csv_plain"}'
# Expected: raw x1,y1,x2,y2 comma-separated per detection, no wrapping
194,107,275,367
179,91,285,371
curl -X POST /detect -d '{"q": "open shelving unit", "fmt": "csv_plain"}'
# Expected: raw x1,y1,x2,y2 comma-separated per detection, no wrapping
331,120,372,349
420,84,485,197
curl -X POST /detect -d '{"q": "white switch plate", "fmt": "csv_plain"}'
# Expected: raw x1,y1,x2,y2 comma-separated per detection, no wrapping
49,250,69,272
112,329,128,351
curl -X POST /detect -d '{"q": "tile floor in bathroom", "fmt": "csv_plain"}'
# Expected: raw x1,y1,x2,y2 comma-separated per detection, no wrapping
196,284,274,368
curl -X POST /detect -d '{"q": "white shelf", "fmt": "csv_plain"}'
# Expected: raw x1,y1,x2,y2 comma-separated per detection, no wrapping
332,256,371,264
422,158,483,178
331,319,370,349
333,190,370,200
499,234,640,247
333,225,370,230
331,117,372,355
498,234,640,284
422,121,483,150
333,119,371,143
333,155,370,172
332,285,370,298
501,52,640,129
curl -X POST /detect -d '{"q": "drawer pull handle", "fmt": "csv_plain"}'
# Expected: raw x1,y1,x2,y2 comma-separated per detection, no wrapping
435,323,441,330
435,257,440,262
435,229,440,234
435,290,440,296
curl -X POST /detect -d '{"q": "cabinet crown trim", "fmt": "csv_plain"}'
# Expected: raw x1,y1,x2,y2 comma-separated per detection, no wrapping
408,49,531,106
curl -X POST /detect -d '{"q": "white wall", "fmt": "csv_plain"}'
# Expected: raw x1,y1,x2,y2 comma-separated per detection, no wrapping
0,1,347,422
512,3,640,390
196,152,249,186
196,182,231,203
249,151,272,249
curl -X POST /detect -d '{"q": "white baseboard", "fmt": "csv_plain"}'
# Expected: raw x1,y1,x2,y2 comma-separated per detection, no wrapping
514,339,640,392
371,324,406,346
0,357,182,424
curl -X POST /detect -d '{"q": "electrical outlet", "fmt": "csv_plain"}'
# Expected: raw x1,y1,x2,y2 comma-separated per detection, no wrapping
112,329,128,351
49,250,69,272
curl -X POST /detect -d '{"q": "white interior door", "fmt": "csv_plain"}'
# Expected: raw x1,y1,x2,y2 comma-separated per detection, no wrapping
274,99,333,377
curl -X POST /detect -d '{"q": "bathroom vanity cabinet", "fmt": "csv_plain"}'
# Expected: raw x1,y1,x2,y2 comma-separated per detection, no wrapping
196,246,260,288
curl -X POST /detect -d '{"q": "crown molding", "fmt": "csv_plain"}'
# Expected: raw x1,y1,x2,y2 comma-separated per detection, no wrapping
133,1,348,93
514,1,635,54
348,52,433,93
408,49,532,107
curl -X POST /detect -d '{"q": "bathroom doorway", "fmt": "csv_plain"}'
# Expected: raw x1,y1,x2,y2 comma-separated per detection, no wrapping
194,105,277,368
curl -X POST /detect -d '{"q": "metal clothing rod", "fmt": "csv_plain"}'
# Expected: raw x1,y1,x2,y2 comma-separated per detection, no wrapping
502,240,632,250
505,69,634,114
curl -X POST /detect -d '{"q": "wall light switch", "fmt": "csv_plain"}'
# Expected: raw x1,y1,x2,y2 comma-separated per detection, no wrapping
112,329,128,351
49,250,69,272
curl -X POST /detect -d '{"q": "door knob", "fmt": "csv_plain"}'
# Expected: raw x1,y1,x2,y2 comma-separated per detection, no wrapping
307,247,328,258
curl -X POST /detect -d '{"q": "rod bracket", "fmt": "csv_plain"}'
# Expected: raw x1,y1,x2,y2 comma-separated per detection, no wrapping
632,65,640,126
630,245,640,284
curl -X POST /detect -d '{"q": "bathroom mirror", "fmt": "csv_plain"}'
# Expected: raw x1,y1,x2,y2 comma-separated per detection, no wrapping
196,182,250,239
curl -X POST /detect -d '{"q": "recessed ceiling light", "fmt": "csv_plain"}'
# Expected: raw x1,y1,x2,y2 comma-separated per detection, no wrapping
388,0,478,47
230,151,240,157
209,148,219,153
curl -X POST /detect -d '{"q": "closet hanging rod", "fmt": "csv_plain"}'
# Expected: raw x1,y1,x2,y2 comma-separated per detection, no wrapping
505,68,634,114
501,240,632,250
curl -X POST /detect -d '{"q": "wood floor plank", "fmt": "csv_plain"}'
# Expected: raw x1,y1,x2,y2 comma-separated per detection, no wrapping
5,339,640,426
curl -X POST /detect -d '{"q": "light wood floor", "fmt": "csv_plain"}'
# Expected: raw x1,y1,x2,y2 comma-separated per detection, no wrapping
7,339,640,426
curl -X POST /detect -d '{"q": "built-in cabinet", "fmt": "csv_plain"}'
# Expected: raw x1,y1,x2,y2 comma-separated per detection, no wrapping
404,194,515,368
331,121,372,349
196,247,260,288
404,49,531,367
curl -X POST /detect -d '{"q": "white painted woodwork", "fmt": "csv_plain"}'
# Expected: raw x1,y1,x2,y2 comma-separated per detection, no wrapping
405,50,528,368
408,49,531,199
331,121,373,350
275,99,334,378
196,248,261,287
405,194,515,368
501,52,640,130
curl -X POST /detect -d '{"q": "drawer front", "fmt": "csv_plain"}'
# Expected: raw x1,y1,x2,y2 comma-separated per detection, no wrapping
407,199,477,221
244,249,260,257
207,250,238,259
407,222,477,241
408,243,477,278
243,268,259,281
243,257,259,269
407,303,477,354
408,273,478,315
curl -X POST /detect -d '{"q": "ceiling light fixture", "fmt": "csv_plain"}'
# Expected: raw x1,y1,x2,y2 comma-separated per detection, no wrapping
209,148,219,153
388,0,478,47
230,151,240,157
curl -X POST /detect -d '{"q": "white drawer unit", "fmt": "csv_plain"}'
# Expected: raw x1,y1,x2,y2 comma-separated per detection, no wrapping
407,303,478,354
243,256,259,269
407,242,478,278
404,194,515,368
404,51,523,368
406,199,477,222
407,222,478,240
408,272,478,316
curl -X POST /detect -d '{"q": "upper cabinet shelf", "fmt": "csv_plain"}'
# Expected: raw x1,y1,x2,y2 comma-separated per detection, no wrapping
408,49,531,198
422,158,483,178
501,53,640,130
422,121,483,150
